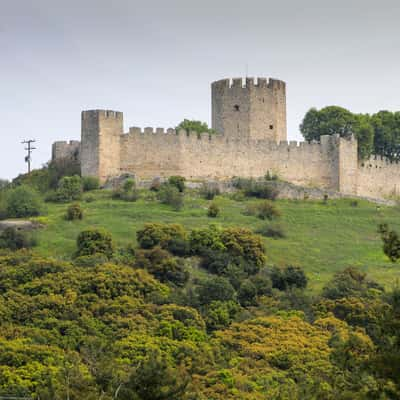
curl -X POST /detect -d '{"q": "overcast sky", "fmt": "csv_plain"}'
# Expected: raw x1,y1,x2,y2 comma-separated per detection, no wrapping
1,0,399,179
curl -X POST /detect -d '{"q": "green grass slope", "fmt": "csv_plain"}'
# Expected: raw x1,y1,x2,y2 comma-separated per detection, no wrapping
34,190,400,291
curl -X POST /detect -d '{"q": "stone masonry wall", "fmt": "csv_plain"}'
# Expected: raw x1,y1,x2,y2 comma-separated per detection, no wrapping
119,129,341,190
357,157,400,198
52,140,80,161
211,78,287,142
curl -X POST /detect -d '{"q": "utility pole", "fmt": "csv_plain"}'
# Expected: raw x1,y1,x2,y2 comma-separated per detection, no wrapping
21,139,36,174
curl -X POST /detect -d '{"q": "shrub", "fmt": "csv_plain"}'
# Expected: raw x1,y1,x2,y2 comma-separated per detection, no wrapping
199,182,220,200
378,223,400,262
238,279,258,306
157,184,184,210
135,247,189,286
168,176,186,192
0,227,37,250
5,185,43,218
65,203,83,221
271,266,308,291
207,203,220,218
220,227,266,272
112,178,139,202
189,225,225,254
53,175,82,202
232,178,279,200
322,267,383,300
136,223,188,252
76,228,114,259
256,223,286,239
196,276,236,305
245,201,281,220
82,176,100,191
74,253,108,267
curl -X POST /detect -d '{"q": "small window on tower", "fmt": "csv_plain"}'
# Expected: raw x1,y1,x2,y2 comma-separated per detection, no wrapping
234,104,240,111
269,125,274,130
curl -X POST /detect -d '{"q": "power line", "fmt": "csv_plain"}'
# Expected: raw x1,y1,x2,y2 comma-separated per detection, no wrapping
21,139,36,174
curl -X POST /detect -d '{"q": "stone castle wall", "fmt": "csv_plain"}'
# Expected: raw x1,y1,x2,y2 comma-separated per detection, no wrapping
50,76,400,201
52,140,80,161
357,157,400,198
119,128,341,190
212,78,286,142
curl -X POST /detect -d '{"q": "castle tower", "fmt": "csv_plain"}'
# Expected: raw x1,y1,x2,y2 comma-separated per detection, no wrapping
211,77,287,142
81,110,123,182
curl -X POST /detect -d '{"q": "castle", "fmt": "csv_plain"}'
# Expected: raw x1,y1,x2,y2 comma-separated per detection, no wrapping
52,77,400,200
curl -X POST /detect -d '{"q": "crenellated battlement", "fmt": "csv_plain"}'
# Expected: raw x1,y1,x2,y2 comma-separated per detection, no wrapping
212,77,286,90
82,110,123,120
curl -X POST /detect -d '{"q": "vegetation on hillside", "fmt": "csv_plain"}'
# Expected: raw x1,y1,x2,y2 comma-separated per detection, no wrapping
1,167,400,398
300,106,400,160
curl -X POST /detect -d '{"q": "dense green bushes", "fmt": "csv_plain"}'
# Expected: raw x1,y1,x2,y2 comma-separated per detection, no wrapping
65,203,84,220
112,178,140,202
233,177,279,200
76,228,114,259
82,176,100,191
157,184,184,210
4,185,44,218
0,227,37,250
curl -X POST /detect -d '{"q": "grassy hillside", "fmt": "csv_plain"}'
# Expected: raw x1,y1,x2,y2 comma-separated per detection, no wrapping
33,189,400,291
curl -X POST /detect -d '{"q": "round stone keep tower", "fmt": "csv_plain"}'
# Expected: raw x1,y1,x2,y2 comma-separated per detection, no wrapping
211,77,287,142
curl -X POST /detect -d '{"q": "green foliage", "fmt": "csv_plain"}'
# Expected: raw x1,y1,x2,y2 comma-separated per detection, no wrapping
157,184,184,210
135,247,189,286
112,178,140,202
176,119,215,134
189,225,225,254
379,223,400,262
233,177,279,200
0,227,37,250
65,203,84,221
76,228,114,259
136,223,187,253
203,301,240,331
245,200,281,220
168,176,186,192
196,276,236,305
271,265,308,291
199,182,220,200
237,279,258,306
207,202,220,218
256,222,286,239
82,176,100,191
5,185,44,218
300,106,400,160
51,175,83,203
322,267,383,300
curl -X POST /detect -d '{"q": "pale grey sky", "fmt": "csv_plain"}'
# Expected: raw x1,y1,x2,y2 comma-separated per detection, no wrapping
1,0,399,179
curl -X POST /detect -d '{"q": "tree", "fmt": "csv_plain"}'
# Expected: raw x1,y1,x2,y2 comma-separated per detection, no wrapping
271,266,307,291
5,185,44,218
379,223,400,262
118,350,189,400
300,106,357,141
196,276,236,305
54,175,83,202
300,106,374,159
176,119,215,134
76,228,114,259
322,267,382,300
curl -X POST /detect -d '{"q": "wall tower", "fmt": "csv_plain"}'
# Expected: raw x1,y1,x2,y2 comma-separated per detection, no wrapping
81,110,123,182
211,77,287,142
